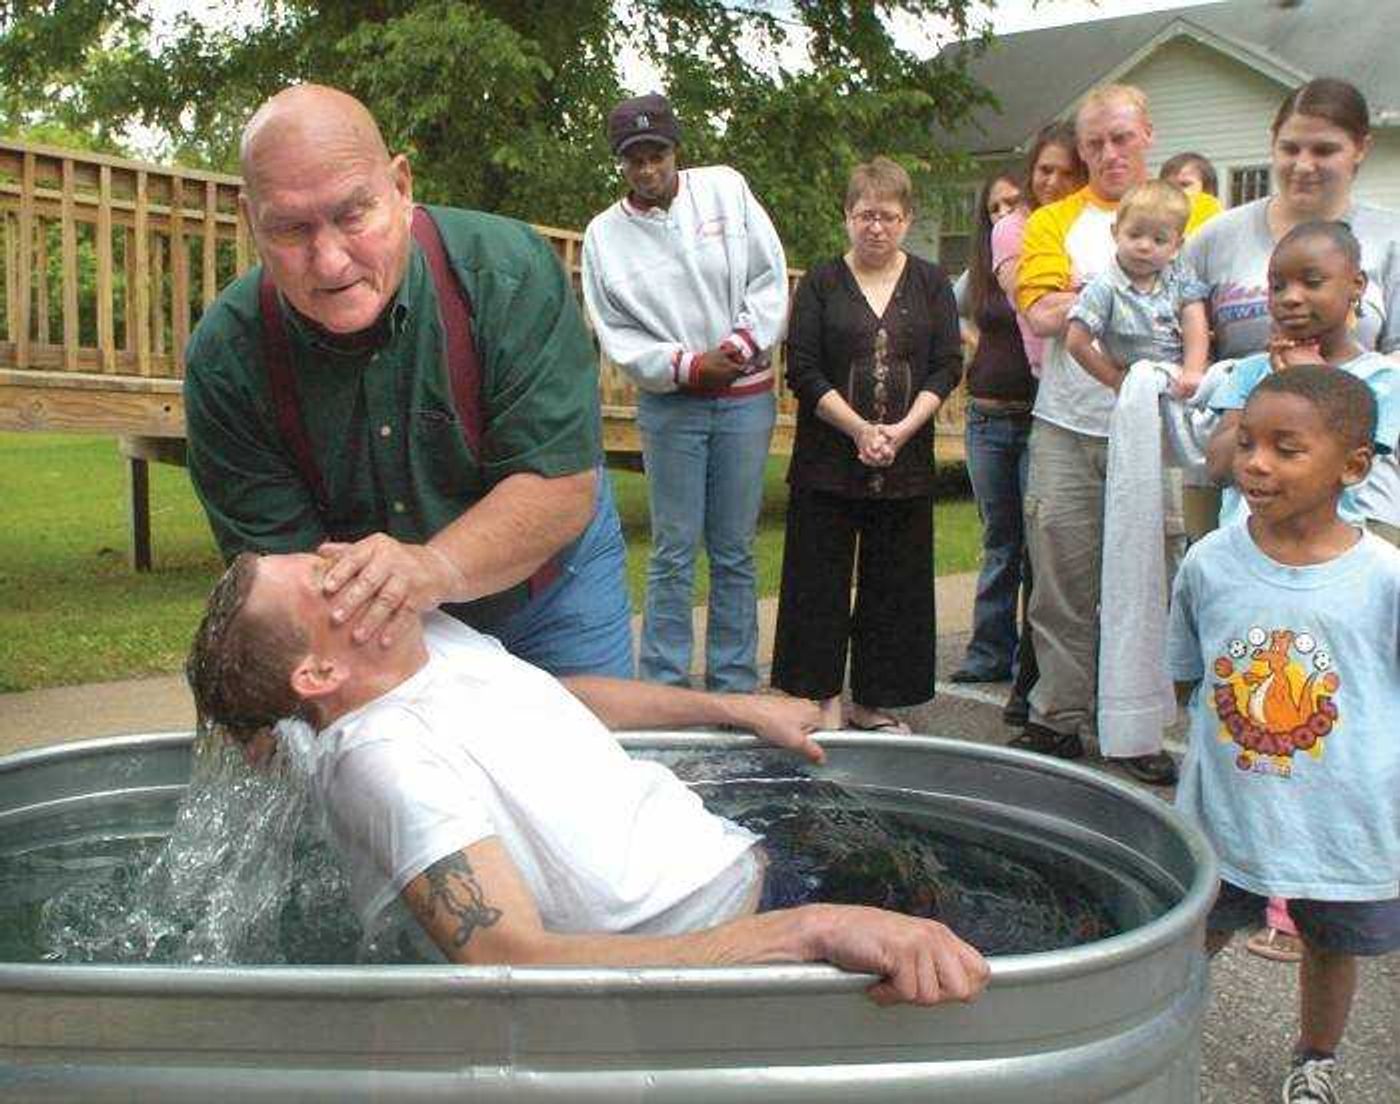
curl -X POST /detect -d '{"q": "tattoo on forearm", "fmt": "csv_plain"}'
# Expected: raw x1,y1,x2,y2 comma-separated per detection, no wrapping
419,852,503,948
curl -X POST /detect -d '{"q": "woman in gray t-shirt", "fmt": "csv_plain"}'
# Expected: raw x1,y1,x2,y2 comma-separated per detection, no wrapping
1184,78,1400,361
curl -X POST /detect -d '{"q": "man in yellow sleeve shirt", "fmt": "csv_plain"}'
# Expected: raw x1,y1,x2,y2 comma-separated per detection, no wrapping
1011,84,1216,784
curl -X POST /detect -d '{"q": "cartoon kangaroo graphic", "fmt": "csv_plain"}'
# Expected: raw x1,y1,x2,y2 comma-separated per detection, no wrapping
1242,630,1318,733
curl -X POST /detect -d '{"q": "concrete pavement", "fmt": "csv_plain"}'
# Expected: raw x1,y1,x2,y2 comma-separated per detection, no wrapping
1,569,1395,1102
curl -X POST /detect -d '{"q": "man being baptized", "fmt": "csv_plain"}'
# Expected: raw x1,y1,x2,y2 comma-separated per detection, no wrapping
186,552,988,1006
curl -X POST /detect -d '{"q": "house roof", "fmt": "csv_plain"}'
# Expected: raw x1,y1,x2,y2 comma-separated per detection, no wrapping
941,0,1400,154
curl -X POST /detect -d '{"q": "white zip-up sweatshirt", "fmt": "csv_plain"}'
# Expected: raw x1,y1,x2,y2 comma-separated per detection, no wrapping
581,165,788,397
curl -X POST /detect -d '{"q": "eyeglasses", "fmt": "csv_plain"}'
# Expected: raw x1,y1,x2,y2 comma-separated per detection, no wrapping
849,210,906,227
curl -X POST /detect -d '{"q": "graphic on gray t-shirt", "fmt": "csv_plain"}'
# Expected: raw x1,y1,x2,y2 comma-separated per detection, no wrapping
1183,198,1400,361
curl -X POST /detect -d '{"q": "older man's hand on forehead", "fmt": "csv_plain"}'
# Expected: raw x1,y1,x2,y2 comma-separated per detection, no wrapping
318,532,466,648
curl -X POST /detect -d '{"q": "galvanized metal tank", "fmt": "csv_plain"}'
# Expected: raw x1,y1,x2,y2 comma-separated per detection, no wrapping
0,731,1217,1103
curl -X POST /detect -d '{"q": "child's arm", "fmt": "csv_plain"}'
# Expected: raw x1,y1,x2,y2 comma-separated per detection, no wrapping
1167,555,1205,716
1065,319,1126,391
1175,301,1209,399
1064,276,1126,391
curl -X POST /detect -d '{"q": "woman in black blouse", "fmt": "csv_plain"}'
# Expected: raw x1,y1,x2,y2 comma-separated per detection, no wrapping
771,157,962,731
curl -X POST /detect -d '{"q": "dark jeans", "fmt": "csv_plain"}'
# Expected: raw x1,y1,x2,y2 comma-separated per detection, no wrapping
1210,881,1400,956
961,406,1033,680
771,487,935,708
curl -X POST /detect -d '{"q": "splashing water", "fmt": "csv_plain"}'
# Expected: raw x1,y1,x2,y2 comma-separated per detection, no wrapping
39,720,320,964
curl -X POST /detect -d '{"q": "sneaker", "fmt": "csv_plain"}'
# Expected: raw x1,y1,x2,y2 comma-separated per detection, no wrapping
1118,751,1179,786
1281,1054,1338,1104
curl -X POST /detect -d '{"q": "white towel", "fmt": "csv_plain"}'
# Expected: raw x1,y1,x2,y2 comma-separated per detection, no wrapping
1098,361,1178,758
1160,358,1236,485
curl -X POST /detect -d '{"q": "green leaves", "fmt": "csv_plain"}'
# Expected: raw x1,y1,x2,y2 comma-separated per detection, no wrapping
0,0,995,264
336,2,609,221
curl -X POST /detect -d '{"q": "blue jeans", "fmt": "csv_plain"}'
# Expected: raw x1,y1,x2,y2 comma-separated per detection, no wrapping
495,469,634,678
637,390,776,691
961,407,1032,678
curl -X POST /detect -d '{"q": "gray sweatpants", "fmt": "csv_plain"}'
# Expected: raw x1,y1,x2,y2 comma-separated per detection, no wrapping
1023,419,1109,738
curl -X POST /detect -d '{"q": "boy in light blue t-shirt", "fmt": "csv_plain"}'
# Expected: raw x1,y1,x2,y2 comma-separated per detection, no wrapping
1170,366,1400,1104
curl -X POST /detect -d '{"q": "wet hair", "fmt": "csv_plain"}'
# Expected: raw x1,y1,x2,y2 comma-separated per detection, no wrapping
1247,364,1377,451
845,156,914,215
1115,180,1190,235
186,552,311,742
1273,219,1363,271
967,171,1023,318
1272,78,1370,145
1023,121,1086,211
1159,152,1218,197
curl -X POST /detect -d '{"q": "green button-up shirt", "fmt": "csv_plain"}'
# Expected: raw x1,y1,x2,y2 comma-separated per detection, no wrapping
184,206,602,568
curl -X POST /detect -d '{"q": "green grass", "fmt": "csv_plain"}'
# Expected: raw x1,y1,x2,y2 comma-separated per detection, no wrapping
0,435,981,692
612,458,982,604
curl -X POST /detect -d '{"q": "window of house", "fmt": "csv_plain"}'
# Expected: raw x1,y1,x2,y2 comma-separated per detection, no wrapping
938,235,970,273
936,185,977,269
1229,165,1271,207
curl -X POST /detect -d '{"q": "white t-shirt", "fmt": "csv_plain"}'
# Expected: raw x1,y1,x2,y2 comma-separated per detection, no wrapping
310,613,759,935
1034,202,1119,437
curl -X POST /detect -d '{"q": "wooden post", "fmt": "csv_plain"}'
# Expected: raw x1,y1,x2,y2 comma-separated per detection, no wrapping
171,175,191,366
118,436,188,571
123,226,137,364
34,225,50,346
97,165,116,373
126,451,152,572
235,205,250,274
201,181,218,308
61,158,80,372
16,151,35,369
133,170,151,375
3,214,16,344
151,229,165,362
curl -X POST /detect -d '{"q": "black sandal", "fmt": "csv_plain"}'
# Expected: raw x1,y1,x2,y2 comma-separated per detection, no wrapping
1007,722,1085,760
1116,751,1179,786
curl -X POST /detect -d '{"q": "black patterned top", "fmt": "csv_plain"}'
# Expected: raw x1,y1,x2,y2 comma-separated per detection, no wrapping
785,254,961,498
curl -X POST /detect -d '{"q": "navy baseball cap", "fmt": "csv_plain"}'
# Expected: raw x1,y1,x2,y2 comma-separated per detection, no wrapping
608,93,681,155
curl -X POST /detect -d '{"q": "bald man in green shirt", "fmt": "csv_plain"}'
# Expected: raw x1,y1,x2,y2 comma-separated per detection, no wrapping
184,84,632,676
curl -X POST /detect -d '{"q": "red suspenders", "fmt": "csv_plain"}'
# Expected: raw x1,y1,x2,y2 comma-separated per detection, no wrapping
408,206,484,451
259,204,560,599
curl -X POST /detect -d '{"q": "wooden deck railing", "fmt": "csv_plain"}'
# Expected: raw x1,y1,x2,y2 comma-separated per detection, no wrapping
0,136,964,565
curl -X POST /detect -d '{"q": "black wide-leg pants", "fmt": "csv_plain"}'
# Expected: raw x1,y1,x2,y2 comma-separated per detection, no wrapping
771,486,936,708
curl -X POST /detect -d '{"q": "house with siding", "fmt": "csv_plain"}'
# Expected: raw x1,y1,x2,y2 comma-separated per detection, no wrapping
917,0,1400,267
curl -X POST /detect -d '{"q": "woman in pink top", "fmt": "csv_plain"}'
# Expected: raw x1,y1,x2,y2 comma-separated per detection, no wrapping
991,122,1087,378
983,122,1085,726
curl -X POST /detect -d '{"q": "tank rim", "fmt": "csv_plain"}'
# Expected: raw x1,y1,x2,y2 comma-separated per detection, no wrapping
0,729,1218,996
